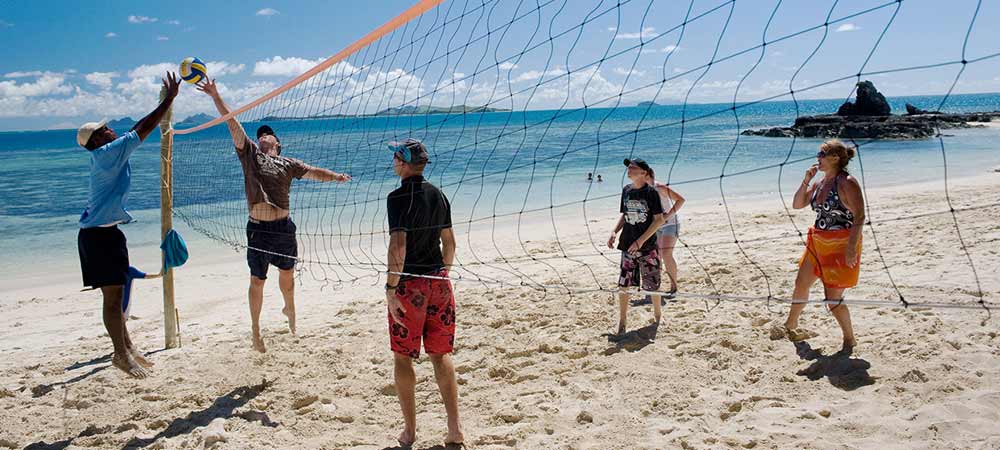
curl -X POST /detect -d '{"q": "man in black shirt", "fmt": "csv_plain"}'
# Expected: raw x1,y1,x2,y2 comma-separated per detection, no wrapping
384,138,463,447
607,158,666,335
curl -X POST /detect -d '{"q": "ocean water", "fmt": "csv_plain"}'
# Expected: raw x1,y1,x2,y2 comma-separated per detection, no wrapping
2,93,999,287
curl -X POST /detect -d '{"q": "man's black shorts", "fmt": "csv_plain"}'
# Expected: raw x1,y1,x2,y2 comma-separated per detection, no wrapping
246,217,297,279
78,226,129,288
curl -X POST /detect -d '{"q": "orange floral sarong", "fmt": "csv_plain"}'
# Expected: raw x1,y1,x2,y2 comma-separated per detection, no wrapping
799,227,862,289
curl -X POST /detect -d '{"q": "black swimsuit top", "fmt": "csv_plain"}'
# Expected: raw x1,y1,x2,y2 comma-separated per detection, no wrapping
810,174,854,231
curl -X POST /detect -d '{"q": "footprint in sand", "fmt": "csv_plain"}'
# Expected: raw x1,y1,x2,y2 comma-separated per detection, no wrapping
115,423,139,433
292,394,318,410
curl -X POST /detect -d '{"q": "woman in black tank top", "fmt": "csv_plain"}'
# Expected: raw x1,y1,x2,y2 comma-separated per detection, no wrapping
772,140,866,354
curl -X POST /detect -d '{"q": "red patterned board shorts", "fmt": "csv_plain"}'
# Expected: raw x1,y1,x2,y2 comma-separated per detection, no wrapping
618,248,661,291
388,270,456,358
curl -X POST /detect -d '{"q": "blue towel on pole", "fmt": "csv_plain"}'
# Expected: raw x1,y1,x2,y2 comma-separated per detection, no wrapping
160,229,189,269
123,266,147,317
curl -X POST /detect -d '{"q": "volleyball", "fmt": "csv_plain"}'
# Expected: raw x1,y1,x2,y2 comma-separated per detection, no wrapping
179,57,207,84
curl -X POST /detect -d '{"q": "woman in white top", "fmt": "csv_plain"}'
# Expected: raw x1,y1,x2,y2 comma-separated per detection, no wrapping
653,180,685,297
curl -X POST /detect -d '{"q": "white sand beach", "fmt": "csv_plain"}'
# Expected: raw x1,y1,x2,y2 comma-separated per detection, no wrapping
1,173,998,449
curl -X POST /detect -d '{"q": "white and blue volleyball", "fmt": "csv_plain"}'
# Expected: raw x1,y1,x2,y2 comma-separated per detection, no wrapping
179,57,207,84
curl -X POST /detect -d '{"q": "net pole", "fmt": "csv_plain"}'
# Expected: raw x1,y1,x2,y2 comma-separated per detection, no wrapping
158,86,179,349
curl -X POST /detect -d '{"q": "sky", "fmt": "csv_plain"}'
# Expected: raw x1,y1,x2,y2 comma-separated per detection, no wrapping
1,0,999,131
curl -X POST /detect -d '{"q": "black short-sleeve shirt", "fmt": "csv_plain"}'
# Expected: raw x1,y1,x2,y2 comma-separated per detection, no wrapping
387,175,453,276
617,183,664,252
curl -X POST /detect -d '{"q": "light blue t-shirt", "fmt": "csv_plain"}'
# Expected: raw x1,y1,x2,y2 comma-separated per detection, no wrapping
79,130,142,228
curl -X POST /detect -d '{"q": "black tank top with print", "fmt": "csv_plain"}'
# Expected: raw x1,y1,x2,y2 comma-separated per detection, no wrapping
810,174,854,230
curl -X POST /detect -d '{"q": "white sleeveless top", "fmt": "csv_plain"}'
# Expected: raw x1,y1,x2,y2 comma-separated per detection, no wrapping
654,181,679,226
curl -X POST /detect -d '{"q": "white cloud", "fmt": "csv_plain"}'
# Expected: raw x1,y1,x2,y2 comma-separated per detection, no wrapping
607,27,617,32
105,32,117,38
128,15,158,24
673,67,687,74
836,23,860,32
699,80,739,90
125,61,244,83
156,36,169,41
498,62,518,70
166,20,181,25
613,67,646,77
85,72,120,90
128,63,176,79
256,8,280,16
661,45,679,53
0,73,72,97
4,71,46,78
615,27,656,40
252,56,325,77
206,61,246,77
511,68,568,83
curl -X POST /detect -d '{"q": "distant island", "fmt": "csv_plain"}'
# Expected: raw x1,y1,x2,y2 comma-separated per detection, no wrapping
636,101,663,108
107,117,137,130
742,81,1000,139
174,113,215,128
260,104,511,121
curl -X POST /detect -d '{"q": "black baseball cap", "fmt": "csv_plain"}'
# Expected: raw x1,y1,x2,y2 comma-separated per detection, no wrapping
388,138,430,164
256,125,277,140
623,158,652,174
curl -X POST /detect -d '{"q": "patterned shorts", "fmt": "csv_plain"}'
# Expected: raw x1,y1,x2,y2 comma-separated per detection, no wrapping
388,270,456,358
618,249,661,291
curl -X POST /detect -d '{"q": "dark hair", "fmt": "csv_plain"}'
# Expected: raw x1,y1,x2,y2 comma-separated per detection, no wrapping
821,139,856,172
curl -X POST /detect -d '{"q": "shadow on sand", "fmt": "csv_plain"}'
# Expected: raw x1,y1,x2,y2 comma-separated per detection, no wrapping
794,341,876,391
602,322,660,354
31,349,170,398
25,379,276,450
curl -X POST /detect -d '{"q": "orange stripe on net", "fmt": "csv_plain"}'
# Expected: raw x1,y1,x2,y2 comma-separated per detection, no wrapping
174,0,446,136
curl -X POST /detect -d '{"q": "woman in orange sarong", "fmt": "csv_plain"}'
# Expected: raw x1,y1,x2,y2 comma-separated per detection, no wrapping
773,140,864,353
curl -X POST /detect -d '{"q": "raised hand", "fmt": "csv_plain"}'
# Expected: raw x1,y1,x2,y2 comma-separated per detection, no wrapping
803,164,819,184
162,72,181,99
195,78,220,98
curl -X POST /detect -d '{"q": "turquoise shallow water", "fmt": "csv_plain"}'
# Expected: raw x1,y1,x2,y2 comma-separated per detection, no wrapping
2,93,999,287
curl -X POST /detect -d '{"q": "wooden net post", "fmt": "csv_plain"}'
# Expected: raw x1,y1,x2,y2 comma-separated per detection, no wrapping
159,86,179,349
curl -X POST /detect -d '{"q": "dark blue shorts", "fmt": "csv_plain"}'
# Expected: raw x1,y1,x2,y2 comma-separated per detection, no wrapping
246,217,297,280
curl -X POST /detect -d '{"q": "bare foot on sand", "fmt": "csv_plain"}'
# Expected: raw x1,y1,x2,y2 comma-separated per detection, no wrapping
282,306,296,335
129,347,154,368
112,353,149,379
841,337,858,354
252,334,267,353
445,425,464,447
397,429,416,448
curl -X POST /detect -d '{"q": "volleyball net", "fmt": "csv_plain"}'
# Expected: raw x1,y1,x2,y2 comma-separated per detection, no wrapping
169,0,1000,314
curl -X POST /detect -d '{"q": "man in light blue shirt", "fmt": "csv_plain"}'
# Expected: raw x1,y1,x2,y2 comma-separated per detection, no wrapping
77,72,180,379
